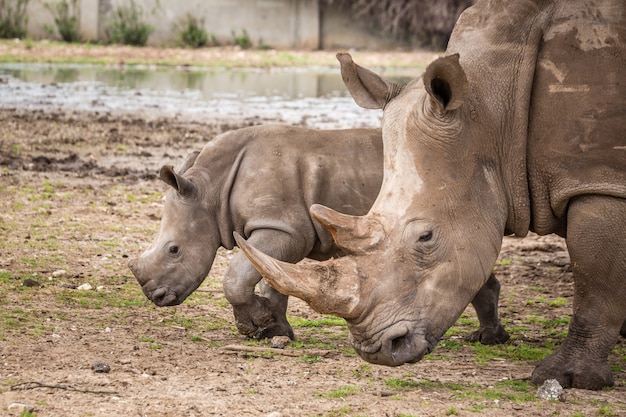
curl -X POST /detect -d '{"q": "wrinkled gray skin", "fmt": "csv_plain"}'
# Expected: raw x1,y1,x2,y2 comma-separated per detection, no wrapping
128,124,509,341
237,0,626,390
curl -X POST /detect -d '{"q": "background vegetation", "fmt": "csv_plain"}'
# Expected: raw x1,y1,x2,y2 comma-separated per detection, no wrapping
325,0,475,49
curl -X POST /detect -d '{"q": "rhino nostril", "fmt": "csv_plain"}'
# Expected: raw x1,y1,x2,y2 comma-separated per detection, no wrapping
391,335,408,355
152,287,167,303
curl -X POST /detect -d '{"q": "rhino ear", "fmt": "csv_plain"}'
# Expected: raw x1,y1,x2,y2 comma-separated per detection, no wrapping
337,52,403,110
177,150,200,174
423,53,468,112
159,165,197,197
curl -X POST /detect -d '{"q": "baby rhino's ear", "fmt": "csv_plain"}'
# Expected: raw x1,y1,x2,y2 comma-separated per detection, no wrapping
160,165,197,197
177,150,200,174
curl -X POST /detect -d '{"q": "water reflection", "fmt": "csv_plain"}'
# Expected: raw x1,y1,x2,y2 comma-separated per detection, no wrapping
0,63,352,100
0,63,420,129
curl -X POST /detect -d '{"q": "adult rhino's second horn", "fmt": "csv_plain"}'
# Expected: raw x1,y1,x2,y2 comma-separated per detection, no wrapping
233,232,362,319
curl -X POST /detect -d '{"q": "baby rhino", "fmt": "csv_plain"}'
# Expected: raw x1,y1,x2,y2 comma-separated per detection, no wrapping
129,124,509,342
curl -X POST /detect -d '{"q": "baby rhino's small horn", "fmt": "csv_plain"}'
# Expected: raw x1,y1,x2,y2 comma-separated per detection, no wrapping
234,232,362,319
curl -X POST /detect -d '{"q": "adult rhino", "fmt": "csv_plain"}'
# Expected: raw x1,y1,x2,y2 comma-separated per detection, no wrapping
128,124,509,341
236,0,626,389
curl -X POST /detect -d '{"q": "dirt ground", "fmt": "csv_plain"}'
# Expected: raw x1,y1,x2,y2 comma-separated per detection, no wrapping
0,45,625,417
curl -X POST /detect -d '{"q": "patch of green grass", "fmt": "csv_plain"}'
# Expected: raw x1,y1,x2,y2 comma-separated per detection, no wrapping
472,341,552,364
289,315,345,328
467,403,486,413
596,402,617,416
0,270,15,284
318,385,360,399
549,297,567,307
290,336,339,351
299,355,322,364
385,378,420,390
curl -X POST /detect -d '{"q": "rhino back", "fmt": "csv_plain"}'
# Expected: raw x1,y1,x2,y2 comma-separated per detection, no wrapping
195,125,383,256
527,1,626,235
448,0,626,236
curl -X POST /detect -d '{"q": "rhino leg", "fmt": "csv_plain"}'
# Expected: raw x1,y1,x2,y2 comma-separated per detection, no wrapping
466,273,510,345
622,320,626,338
223,229,307,340
257,280,293,340
532,195,626,390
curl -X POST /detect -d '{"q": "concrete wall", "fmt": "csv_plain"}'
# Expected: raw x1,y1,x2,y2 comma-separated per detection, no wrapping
25,0,320,48
22,0,402,50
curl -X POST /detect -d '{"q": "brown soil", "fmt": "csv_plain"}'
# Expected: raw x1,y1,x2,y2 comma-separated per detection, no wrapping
0,45,625,417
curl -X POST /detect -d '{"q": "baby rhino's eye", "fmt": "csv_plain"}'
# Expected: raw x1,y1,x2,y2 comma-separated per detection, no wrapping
418,231,433,242
168,245,179,255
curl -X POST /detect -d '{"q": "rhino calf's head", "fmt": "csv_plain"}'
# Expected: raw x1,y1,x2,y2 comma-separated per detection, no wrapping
129,152,221,306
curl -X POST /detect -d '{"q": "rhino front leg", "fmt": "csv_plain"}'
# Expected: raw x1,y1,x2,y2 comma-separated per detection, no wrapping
531,195,626,390
466,273,510,345
223,229,307,340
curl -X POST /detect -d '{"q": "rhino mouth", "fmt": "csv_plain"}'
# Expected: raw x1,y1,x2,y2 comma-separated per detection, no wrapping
349,324,438,366
147,287,181,307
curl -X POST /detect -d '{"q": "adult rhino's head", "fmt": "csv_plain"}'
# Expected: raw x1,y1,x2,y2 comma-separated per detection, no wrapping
129,151,221,306
237,53,530,366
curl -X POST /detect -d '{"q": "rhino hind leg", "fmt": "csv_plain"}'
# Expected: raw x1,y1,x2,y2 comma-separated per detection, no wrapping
465,273,510,345
224,230,310,340
532,195,626,390
255,280,294,340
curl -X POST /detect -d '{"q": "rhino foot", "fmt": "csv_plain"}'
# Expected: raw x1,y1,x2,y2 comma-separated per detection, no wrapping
531,351,614,390
465,324,510,345
232,296,294,341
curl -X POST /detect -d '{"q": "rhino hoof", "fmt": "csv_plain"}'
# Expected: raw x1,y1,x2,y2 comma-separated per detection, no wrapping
532,354,614,390
465,325,510,345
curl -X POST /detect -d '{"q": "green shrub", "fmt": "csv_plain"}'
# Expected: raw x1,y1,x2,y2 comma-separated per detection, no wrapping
44,0,79,42
0,0,29,39
232,29,251,49
173,13,208,48
107,0,154,46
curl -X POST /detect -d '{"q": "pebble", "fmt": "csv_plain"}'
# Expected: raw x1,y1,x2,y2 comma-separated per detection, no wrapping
52,269,67,277
91,361,111,373
77,283,93,291
22,278,40,287
270,336,291,349
266,413,282,417
7,402,34,414
536,379,563,401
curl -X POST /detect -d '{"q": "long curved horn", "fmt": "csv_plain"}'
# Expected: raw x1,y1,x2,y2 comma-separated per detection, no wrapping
234,232,362,319
310,204,385,255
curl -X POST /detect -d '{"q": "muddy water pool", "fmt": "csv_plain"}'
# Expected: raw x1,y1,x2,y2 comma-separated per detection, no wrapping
0,63,404,129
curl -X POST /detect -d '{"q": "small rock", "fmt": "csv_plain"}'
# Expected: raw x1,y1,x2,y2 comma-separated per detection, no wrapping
77,283,93,291
270,336,291,349
22,278,40,287
266,412,282,417
91,361,111,373
537,379,563,401
8,402,34,414
52,269,67,277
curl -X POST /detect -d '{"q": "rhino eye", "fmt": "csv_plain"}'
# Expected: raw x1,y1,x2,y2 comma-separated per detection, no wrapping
418,231,433,242
168,245,180,255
